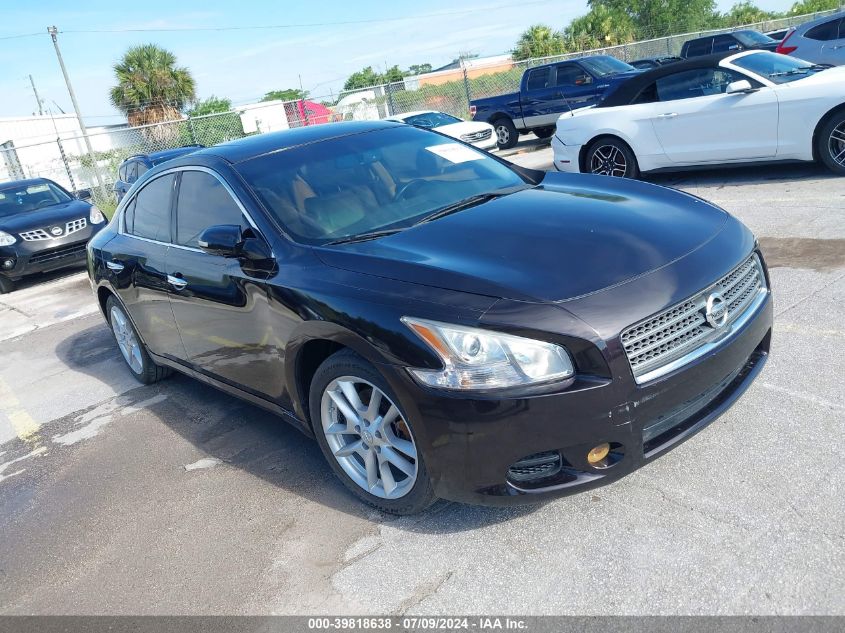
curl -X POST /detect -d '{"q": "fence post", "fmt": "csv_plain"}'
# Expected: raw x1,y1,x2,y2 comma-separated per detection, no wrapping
301,97,310,126
187,116,197,144
386,83,396,117
461,61,472,116
55,137,77,193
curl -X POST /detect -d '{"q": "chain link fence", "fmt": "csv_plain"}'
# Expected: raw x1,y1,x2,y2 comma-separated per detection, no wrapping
1,9,838,214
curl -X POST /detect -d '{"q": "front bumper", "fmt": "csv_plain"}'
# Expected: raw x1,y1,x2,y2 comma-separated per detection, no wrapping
551,135,582,173
381,289,772,506
0,223,105,281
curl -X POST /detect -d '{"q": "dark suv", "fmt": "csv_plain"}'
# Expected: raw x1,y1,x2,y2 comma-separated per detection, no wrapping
681,30,779,58
114,146,202,202
0,178,106,293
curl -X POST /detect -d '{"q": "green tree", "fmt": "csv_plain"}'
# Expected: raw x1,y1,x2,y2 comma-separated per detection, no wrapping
261,88,309,102
788,0,841,14
109,44,196,126
563,5,637,51
343,66,383,90
588,0,719,38
512,24,567,61
383,65,406,83
406,63,433,75
722,1,780,26
187,95,232,116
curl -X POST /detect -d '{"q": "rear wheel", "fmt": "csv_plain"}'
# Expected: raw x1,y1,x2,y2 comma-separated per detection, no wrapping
533,127,555,140
0,275,14,294
585,137,639,178
106,296,171,384
310,350,437,515
818,112,845,175
492,117,519,150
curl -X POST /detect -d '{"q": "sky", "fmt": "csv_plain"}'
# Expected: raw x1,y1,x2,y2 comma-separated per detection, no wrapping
0,0,797,125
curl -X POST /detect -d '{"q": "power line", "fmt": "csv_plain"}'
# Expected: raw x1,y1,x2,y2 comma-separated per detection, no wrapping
0,31,42,41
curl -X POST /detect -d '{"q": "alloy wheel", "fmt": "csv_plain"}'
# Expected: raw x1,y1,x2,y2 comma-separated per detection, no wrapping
829,121,845,167
590,145,627,177
110,305,143,374
496,125,510,146
320,377,418,499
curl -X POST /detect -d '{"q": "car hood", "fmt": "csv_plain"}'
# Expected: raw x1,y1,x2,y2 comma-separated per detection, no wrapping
0,200,91,234
315,173,729,303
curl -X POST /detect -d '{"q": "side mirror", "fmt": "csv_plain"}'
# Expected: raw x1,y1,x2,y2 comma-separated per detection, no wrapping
198,224,244,257
76,189,92,200
726,80,756,94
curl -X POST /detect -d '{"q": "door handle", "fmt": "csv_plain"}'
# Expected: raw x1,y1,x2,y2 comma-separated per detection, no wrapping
167,274,188,290
106,260,124,272
657,112,678,118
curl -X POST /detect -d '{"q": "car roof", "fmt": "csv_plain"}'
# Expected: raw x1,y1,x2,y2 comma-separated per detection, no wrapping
147,145,203,162
598,51,740,108
196,120,403,164
795,9,844,30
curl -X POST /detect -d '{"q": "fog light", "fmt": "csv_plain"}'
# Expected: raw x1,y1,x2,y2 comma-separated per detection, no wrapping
1,258,14,270
587,442,610,465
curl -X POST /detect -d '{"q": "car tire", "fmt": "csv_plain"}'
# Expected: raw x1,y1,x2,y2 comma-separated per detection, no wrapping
493,118,519,150
585,137,639,178
533,127,555,140
309,349,438,515
106,296,172,384
817,111,845,175
0,275,14,294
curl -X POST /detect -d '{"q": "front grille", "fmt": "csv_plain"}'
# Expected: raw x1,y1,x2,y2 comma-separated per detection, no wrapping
621,254,766,383
29,241,87,265
19,217,87,242
460,129,493,142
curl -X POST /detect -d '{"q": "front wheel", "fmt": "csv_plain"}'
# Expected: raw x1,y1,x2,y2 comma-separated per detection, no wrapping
585,137,639,178
818,112,845,175
492,118,519,150
533,126,555,140
310,350,437,515
106,296,172,384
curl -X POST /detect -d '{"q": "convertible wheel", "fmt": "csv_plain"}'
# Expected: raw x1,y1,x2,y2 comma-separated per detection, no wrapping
586,138,639,178
106,296,172,384
818,113,845,175
310,350,437,515
492,118,519,150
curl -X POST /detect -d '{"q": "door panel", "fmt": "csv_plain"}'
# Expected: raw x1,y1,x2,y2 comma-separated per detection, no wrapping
651,69,779,164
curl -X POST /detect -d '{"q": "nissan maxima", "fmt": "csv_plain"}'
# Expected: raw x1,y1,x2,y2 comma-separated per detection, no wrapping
87,121,773,514
0,178,106,293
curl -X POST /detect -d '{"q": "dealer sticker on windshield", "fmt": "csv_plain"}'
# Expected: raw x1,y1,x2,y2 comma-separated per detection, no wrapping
425,143,485,164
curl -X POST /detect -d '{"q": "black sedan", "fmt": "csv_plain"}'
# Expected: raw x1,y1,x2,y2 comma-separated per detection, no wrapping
87,121,773,514
0,178,106,293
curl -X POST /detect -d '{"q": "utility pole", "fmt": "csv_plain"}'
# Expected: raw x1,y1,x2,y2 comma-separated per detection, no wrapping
47,26,102,189
28,75,44,116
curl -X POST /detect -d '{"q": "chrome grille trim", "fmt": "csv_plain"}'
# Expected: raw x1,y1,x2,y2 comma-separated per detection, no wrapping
460,129,493,142
622,253,767,384
19,218,87,241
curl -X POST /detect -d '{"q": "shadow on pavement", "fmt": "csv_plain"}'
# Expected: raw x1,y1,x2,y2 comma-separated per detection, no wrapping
645,161,835,187
53,322,541,533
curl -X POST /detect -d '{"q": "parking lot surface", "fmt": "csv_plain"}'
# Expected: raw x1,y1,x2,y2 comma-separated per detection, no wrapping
1,151,843,615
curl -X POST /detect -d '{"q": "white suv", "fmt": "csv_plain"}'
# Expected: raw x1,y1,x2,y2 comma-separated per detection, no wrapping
777,12,845,66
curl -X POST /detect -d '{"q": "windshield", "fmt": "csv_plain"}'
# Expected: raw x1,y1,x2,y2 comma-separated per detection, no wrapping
401,112,462,128
579,56,635,77
0,181,72,218
734,30,776,47
236,125,527,245
731,51,825,84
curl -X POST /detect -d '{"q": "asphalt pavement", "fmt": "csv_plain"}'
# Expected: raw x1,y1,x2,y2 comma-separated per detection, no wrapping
0,150,843,615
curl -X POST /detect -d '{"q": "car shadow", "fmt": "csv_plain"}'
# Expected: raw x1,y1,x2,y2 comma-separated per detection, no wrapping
11,265,88,292
644,161,835,187
53,322,542,533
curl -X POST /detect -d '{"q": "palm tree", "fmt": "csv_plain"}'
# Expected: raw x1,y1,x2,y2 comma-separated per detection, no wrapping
512,25,567,61
109,44,196,127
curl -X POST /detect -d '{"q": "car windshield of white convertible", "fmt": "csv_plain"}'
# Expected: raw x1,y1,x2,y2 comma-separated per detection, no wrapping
731,51,828,84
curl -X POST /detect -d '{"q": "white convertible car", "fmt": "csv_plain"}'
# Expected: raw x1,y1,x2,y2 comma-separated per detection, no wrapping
552,50,845,177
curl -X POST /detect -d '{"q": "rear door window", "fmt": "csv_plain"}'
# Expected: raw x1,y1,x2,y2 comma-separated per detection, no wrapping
684,38,712,57
175,171,248,248
129,174,176,242
656,68,744,101
805,18,840,41
712,34,741,52
525,67,551,91
554,64,592,87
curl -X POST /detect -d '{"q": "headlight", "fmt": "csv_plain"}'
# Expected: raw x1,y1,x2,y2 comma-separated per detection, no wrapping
402,317,574,391
89,206,105,224
0,231,16,246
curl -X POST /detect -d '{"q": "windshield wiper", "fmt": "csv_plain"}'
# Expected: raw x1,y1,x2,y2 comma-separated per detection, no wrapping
768,66,824,78
413,186,529,227
325,227,405,246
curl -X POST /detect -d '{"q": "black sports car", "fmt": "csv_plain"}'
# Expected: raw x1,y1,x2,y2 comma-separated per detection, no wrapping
87,121,773,514
0,178,106,293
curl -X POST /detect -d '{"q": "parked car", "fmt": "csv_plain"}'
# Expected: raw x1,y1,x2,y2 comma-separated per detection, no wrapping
470,55,642,149
0,178,106,293
386,110,496,150
630,56,683,70
681,30,779,58
552,51,845,177
114,145,203,202
88,120,773,514
777,11,845,66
